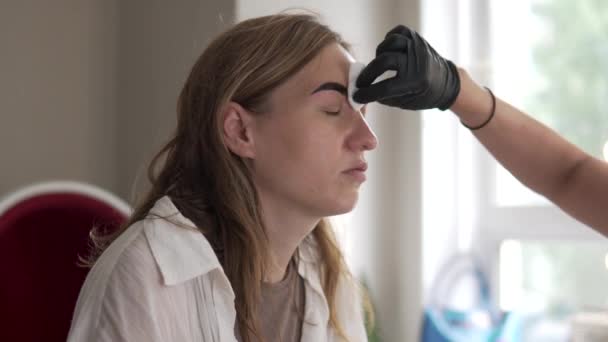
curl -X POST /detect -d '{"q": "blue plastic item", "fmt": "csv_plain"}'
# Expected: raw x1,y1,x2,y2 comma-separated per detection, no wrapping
421,254,521,342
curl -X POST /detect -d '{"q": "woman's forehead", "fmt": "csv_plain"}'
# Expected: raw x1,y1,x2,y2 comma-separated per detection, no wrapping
271,43,354,101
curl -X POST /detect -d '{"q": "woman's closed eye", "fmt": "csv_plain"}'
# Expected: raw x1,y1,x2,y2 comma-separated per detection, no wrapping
320,100,343,116
314,90,344,115
323,107,342,115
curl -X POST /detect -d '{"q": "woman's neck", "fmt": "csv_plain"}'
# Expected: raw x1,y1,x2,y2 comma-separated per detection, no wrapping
258,195,320,283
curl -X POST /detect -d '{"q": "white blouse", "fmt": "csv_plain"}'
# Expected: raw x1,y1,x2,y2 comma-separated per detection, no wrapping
67,196,367,341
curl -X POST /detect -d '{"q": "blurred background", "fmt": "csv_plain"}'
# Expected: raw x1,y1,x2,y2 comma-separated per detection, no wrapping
1,0,607,341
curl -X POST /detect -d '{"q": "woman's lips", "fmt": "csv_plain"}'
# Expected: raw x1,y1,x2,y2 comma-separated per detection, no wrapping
343,169,367,182
343,162,368,182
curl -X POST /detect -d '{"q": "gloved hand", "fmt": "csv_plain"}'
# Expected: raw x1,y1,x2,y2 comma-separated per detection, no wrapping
353,25,461,111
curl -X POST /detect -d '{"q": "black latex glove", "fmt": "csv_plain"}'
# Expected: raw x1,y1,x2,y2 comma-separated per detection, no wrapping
353,25,460,111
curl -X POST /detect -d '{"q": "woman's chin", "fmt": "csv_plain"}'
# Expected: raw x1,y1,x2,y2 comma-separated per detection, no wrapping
327,195,359,216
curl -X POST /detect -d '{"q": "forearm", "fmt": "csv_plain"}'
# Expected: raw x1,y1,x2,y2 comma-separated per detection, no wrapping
450,68,608,233
450,68,589,200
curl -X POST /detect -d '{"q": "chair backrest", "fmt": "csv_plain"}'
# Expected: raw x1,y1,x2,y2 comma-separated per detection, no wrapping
0,181,131,342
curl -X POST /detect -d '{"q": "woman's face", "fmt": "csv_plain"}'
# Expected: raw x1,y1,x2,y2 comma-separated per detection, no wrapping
250,42,378,218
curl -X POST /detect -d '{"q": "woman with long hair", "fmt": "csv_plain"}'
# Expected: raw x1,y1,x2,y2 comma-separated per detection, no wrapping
68,13,377,342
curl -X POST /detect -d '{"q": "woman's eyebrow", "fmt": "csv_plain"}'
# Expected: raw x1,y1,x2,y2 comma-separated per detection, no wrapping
311,82,347,96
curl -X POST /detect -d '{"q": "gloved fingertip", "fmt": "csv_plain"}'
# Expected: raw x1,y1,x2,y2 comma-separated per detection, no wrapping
352,90,364,104
352,89,374,105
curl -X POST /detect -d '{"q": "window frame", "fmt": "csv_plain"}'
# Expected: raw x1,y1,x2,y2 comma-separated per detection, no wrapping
422,0,604,308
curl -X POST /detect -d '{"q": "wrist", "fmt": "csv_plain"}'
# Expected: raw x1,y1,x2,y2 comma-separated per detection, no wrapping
449,68,494,127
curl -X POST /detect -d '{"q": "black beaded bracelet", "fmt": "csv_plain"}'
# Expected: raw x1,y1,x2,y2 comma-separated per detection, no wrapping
461,87,496,130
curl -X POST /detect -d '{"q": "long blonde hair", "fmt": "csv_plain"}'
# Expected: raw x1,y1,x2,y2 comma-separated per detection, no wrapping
90,13,362,341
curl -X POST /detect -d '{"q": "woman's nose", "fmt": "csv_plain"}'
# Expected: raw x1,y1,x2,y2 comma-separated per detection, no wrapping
347,108,378,152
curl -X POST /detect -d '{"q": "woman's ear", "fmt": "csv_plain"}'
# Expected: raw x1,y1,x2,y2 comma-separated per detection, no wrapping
222,101,256,158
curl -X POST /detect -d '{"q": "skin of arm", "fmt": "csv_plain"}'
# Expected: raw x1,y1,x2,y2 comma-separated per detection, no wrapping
450,67,608,235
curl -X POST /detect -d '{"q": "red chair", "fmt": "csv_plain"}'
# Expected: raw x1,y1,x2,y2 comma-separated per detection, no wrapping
0,181,131,342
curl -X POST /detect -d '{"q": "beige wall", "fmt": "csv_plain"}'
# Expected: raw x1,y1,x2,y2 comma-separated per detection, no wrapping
0,0,119,194
115,0,234,201
0,0,233,200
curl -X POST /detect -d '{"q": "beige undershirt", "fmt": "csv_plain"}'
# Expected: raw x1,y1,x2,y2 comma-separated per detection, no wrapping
236,260,306,341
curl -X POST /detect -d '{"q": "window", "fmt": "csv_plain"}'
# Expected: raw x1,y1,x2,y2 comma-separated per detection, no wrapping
490,0,608,207
423,0,608,340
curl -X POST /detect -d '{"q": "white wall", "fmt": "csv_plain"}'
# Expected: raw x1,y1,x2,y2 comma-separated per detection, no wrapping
420,0,462,302
237,2,423,341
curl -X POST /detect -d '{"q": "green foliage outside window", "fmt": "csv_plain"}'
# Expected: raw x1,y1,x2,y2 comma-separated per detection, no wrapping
527,0,608,158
